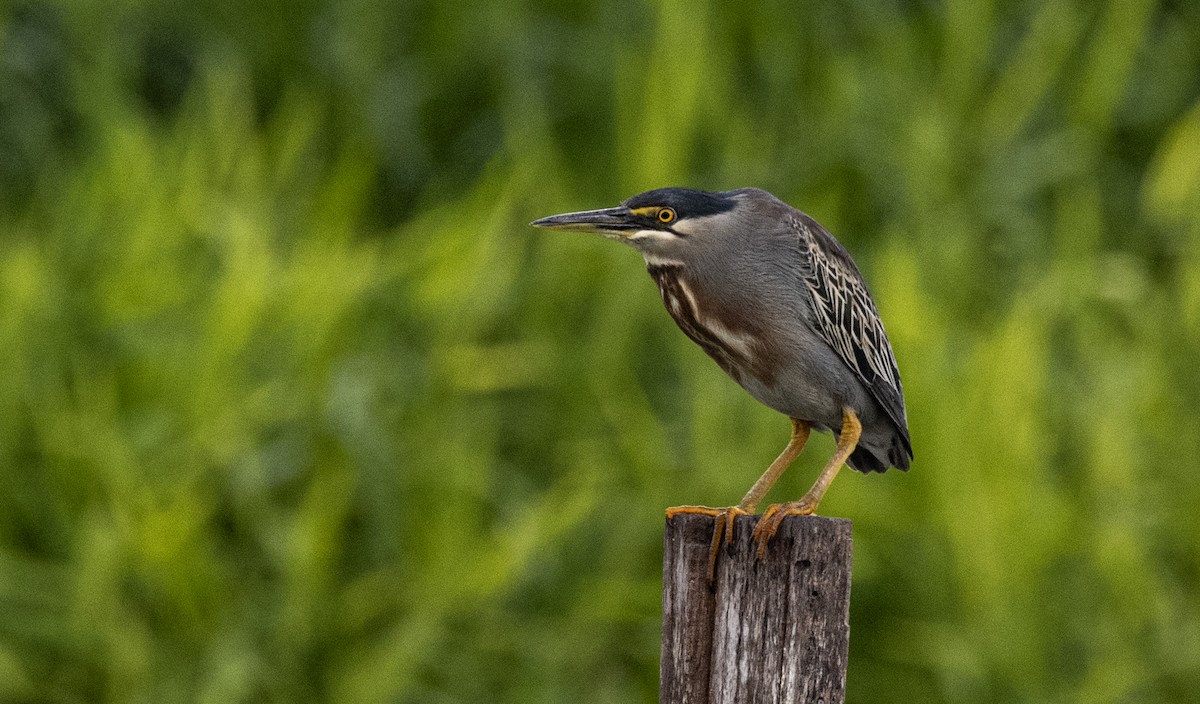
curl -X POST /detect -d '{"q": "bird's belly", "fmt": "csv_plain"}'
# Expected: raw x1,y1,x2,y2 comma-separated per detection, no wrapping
737,330,874,431
738,373,842,431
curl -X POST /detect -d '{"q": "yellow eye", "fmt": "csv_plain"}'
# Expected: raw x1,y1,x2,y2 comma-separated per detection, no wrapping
658,208,676,224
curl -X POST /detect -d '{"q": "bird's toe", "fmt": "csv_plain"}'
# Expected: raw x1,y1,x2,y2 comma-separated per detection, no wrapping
665,505,751,582
752,499,818,557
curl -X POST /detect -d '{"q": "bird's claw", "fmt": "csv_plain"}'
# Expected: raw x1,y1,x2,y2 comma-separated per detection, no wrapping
665,505,750,581
751,497,818,558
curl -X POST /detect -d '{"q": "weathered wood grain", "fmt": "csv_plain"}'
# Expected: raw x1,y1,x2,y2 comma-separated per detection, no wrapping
660,513,852,704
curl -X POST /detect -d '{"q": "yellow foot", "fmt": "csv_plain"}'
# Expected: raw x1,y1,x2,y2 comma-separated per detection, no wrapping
665,505,750,581
751,497,819,558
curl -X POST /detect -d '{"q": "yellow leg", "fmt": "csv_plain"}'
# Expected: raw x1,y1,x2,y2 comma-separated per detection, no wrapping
738,419,811,511
666,418,810,580
752,407,861,558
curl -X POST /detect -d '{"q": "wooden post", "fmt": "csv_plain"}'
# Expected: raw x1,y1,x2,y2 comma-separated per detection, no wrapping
660,513,852,704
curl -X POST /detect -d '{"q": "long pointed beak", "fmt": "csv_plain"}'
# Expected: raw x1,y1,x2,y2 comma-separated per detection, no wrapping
530,206,638,234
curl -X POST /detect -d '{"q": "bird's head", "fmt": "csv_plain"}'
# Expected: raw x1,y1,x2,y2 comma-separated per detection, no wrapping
531,187,777,261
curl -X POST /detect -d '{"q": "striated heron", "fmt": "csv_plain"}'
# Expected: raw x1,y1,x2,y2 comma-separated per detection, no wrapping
532,188,912,578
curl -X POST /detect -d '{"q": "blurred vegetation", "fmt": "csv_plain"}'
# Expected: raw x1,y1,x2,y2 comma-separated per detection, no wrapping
1,0,1199,701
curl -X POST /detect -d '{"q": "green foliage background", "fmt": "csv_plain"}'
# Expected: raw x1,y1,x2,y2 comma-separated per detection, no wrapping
2,0,1200,701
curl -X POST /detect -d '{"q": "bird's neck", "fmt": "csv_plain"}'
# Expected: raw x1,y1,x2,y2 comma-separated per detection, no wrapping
640,252,686,270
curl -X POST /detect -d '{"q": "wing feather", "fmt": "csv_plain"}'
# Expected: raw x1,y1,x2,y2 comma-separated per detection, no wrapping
789,213,912,457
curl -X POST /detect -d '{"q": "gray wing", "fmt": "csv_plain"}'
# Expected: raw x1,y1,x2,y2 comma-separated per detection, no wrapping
789,212,912,457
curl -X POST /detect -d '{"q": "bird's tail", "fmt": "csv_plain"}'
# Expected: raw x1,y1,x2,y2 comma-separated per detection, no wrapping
847,446,887,473
848,433,911,474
